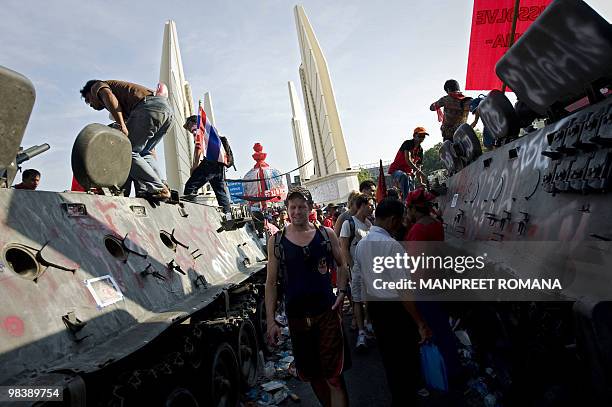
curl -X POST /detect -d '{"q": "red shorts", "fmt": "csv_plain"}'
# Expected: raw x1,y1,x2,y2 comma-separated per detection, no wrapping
288,309,348,381
330,266,337,287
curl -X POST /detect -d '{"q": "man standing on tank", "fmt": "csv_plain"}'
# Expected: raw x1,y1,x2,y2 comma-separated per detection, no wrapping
265,186,350,407
80,80,172,200
182,115,232,214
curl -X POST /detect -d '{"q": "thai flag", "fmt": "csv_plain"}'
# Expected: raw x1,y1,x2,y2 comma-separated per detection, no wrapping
196,103,227,165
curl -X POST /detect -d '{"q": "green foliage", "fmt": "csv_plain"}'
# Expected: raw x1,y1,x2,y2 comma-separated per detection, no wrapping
357,168,373,184
422,142,444,175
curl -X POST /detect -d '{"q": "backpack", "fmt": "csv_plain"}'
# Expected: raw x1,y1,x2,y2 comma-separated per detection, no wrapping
273,226,333,298
220,136,234,168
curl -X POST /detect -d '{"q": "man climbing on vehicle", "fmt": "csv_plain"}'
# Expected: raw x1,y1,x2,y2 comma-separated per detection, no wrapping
80,79,172,200
388,127,428,199
430,79,472,142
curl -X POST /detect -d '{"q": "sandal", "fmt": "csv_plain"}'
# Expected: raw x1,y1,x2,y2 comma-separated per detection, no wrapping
150,187,171,201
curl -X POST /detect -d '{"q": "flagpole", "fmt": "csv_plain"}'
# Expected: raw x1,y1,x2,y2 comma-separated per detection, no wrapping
196,99,202,129
501,0,520,93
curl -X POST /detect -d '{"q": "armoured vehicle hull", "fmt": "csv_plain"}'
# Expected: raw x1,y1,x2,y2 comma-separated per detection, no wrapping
0,189,269,406
434,0,612,404
0,65,270,406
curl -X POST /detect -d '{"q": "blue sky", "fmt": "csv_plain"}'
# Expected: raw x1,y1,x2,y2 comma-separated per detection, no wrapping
2,0,610,191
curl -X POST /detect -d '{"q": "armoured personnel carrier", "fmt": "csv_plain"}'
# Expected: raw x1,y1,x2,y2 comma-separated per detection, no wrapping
436,0,612,405
0,66,271,406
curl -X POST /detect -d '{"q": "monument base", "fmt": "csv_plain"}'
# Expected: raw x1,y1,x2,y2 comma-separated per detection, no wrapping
302,170,360,204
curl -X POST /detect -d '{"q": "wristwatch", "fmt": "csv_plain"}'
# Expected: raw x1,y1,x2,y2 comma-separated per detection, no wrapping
338,288,348,294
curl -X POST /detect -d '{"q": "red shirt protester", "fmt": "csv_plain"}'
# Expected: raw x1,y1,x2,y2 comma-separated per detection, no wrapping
323,216,334,228
13,169,41,190
403,188,444,241
13,183,35,190
406,221,444,241
388,127,427,175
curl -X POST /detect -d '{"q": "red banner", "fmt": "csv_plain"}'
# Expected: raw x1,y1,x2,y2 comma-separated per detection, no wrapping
465,0,551,91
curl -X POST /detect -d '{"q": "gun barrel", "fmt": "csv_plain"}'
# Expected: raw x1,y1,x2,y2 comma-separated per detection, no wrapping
15,144,50,165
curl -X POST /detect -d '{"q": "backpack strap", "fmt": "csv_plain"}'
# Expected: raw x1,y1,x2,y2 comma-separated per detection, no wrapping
348,217,356,248
318,225,333,266
273,228,287,290
220,136,234,168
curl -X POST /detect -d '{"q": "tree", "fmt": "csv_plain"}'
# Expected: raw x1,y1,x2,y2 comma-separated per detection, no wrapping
422,142,444,174
357,168,373,184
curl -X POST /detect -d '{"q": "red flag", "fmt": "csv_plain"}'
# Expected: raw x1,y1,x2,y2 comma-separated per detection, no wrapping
376,159,387,203
71,176,86,192
465,0,551,91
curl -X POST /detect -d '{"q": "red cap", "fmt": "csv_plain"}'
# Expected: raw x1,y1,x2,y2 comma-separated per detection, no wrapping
406,188,435,207
308,210,317,222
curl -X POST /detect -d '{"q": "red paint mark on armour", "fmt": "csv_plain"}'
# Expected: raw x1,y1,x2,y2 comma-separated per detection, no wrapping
3,316,25,337
95,200,118,213
104,214,119,235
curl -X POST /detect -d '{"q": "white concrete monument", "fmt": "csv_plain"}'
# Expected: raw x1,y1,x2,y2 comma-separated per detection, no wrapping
288,81,314,183
200,92,227,201
159,20,195,192
203,92,216,126
293,5,359,203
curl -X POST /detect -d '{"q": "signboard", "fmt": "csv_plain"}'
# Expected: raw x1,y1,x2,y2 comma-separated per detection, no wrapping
84,275,124,308
227,181,245,203
309,179,341,204
465,0,551,91
451,193,459,208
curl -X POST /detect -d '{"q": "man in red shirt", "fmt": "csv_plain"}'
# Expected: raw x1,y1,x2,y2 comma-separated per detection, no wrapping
323,203,337,228
13,169,40,190
404,188,444,241
388,127,428,200
404,188,460,392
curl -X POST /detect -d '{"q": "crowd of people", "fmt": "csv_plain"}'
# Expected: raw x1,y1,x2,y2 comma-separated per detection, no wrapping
5,76,494,405
260,78,490,407
75,76,473,406
12,77,474,406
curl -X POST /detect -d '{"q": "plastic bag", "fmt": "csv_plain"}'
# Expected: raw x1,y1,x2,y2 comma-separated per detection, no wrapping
420,342,449,392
